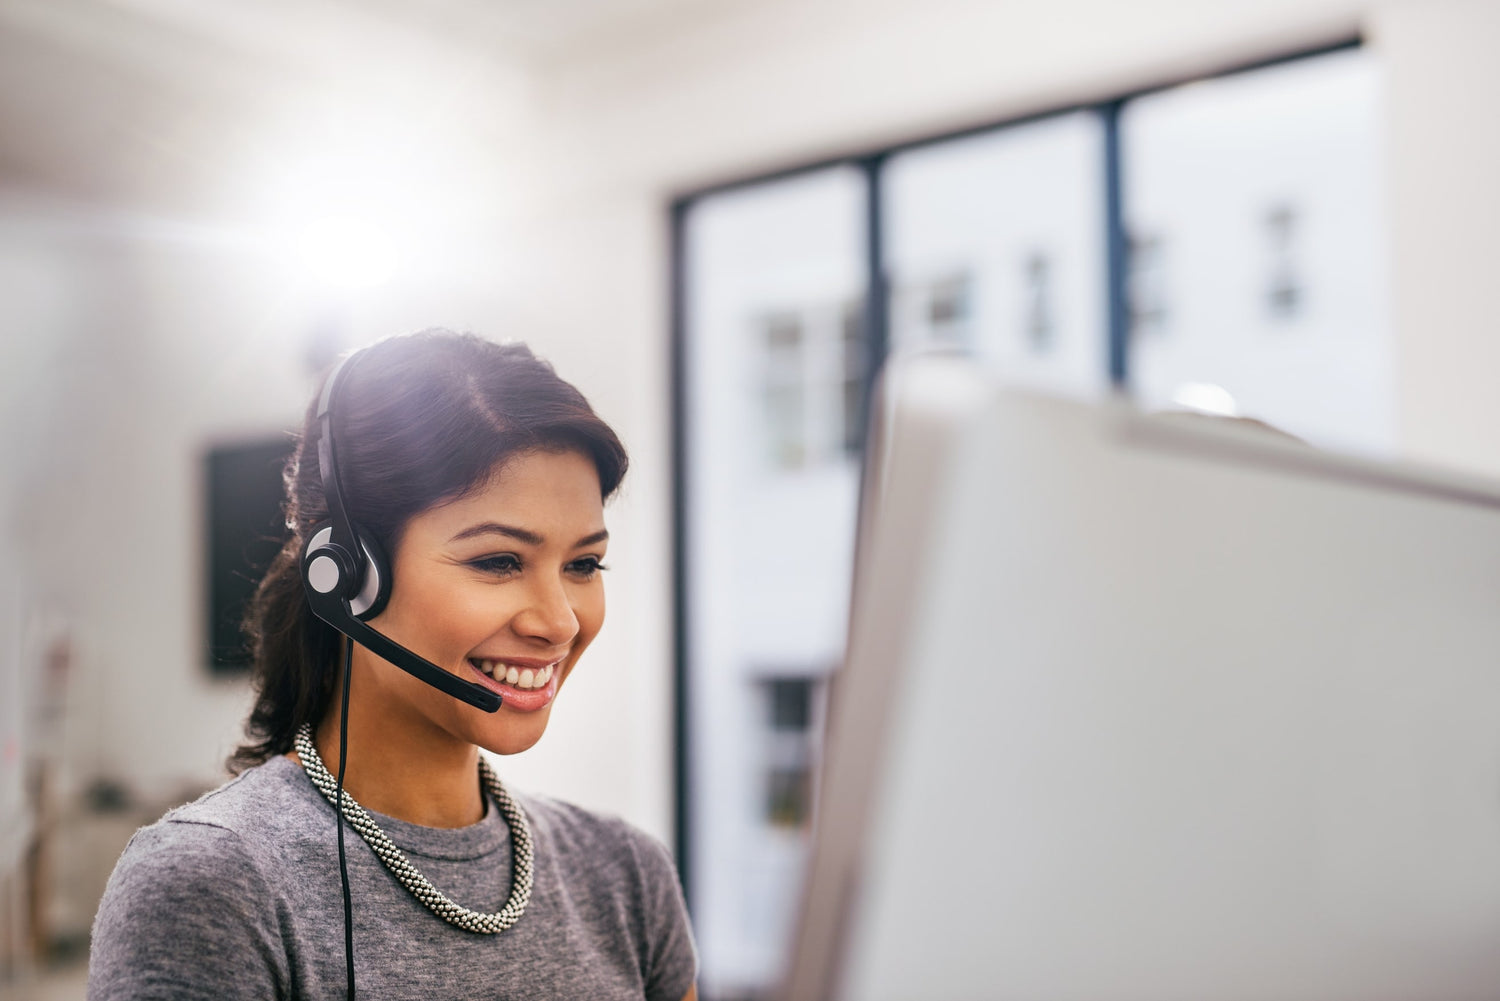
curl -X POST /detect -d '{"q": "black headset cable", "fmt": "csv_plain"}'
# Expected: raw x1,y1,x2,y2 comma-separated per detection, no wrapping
337,634,356,999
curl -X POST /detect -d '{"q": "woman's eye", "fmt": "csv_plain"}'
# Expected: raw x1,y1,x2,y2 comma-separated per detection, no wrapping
568,557,608,579
470,554,522,576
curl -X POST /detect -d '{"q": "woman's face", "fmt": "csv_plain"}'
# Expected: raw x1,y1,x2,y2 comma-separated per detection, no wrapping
355,448,608,756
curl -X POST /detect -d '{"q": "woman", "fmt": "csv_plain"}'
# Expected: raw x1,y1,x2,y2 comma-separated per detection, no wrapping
89,331,698,1000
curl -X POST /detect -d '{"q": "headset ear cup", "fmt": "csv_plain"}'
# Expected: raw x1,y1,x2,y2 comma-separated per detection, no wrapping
350,526,392,621
302,521,355,601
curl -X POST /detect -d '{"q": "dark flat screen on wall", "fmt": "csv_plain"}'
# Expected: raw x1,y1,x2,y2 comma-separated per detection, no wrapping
206,438,294,673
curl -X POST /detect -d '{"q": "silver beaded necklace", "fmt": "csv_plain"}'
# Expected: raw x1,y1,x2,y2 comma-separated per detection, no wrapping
294,723,534,934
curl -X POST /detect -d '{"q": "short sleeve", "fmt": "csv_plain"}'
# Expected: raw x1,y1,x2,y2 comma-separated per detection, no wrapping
88,821,289,1001
629,831,698,1001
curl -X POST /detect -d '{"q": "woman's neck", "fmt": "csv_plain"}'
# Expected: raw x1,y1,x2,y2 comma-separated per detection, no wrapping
307,708,487,829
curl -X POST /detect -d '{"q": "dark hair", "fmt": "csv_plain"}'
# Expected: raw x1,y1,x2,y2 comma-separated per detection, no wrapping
228,330,628,773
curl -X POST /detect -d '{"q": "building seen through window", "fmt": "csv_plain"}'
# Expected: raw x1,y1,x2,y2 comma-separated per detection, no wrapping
759,676,822,830
758,297,868,471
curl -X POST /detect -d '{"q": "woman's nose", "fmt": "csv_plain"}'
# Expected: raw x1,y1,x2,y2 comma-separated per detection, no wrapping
513,576,579,646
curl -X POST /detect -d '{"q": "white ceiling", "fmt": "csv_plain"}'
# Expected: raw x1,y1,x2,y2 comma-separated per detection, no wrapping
0,0,731,209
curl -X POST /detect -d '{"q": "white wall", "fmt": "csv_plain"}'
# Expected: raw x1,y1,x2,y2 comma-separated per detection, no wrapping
9,0,1500,852
2,208,310,803
1378,0,1500,475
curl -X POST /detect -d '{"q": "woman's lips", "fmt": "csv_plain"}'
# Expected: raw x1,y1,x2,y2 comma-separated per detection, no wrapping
467,658,562,712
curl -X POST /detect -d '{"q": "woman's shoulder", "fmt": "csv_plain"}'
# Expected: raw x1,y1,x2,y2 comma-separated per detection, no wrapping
96,758,323,949
513,791,697,997
515,791,680,881
169,754,319,827
517,791,664,850
116,756,326,876
91,760,305,997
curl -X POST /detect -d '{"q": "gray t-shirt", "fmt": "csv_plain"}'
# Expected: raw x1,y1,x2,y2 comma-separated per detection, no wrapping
88,755,697,1000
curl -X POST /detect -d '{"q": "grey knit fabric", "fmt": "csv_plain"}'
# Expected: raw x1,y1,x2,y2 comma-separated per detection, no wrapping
88,755,696,1000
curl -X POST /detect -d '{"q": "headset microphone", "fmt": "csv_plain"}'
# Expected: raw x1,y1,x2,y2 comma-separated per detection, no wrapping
299,351,502,714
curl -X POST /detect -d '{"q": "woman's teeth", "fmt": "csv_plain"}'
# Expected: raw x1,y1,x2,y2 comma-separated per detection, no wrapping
472,660,555,690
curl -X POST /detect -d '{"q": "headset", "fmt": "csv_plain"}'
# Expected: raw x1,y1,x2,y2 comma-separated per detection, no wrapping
298,348,503,998
299,349,502,712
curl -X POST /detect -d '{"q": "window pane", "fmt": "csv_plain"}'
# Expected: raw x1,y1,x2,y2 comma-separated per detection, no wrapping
884,111,1109,398
767,677,813,732
1122,48,1392,455
764,766,812,829
682,166,865,1000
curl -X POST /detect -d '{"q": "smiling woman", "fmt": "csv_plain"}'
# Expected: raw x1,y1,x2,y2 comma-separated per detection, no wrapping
86,331,698,1001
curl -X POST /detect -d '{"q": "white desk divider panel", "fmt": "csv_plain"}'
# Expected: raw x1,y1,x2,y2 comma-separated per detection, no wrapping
782,355,1500,1001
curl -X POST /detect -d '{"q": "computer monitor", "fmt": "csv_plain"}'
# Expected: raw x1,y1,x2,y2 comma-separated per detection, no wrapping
782,356,1500,1001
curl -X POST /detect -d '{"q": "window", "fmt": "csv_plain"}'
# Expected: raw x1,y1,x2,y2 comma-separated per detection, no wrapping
1127,231,1169,338
1263,203,1304,321
760,312,806,469
884,110,1110,399
757,298,868,471
1123,47,1391,453
681,167,866,1000
675,41,1381,1001
760,676,822,830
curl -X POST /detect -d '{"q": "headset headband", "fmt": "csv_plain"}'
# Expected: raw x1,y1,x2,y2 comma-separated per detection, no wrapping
316,351,363,575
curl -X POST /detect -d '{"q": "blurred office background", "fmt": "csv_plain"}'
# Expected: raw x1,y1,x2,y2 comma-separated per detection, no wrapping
2,1,1499,998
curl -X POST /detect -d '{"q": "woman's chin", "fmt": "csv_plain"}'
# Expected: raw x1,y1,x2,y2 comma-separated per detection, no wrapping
470,710,553,758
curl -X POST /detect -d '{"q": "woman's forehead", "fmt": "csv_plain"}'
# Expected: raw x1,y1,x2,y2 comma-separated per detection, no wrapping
412,450,606,543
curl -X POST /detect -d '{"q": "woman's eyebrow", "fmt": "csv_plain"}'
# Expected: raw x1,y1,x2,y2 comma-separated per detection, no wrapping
450,522,609,548
450,522,543,546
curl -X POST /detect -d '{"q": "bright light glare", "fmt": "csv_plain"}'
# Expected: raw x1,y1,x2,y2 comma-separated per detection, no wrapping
293,216,398,292
1170,382,1239,416
253,134,475,299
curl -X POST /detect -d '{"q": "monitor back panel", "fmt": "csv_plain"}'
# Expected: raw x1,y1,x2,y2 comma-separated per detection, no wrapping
788,360,1500,1001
